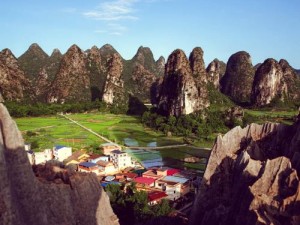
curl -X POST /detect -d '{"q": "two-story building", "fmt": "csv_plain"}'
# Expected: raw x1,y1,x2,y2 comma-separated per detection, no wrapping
53,145,72,162
110,150,133,171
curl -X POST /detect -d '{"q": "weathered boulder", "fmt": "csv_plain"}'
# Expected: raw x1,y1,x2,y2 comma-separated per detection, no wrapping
158,49,209,116
47,44,91,103
0,49,29,101
221,51,255,104
251,58,287,106
190,118,300,225
0,103,119,225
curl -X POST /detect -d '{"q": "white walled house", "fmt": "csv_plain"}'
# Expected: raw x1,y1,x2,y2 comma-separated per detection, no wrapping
34,149,53,165
53,145,72,162
110,150,133,171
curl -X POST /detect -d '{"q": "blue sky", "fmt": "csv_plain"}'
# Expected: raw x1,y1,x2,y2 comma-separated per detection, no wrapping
1,0,300,68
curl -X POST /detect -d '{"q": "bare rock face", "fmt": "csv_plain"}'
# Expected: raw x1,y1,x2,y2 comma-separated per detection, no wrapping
189,47,209,108
206,59,226,88
251,59,287,106
158,49,209,116
47,45,91,103
221,51,255,104
0,103,119,225
0,49,29,101
102,53,124,104
156,56,165,77
190,119,300,225
279,59,300,103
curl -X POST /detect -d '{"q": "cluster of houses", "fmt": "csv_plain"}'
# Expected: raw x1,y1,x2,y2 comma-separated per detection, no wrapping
25,142,194,205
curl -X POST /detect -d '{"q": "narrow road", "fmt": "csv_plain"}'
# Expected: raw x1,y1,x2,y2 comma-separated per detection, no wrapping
59,113,114,144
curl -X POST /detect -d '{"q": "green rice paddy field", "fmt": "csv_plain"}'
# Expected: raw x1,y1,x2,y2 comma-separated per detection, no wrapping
15,113,184,151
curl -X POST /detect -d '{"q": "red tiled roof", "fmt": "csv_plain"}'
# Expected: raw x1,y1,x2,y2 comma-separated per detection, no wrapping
148,191,168,202
134,177,155,185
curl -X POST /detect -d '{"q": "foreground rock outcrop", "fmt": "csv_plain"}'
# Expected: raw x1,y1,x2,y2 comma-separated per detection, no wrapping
0,104,119,225
190,118,300,225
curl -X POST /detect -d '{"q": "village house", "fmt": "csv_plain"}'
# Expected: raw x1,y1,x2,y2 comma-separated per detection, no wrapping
24,143,31,151
88,154,109,163
34,149,53,165
134,177,156,191
53,145,72,162
64,150,90,166
155,176,190,201
157,167,180,176
100,143,121,155
142,169,163,180
78,162,100,175
115,172,138,181
110,150,133,171
148,191,168,205
96,160,117,175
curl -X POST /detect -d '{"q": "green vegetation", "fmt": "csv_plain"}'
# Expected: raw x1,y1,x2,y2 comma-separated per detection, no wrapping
105,183,173,225
15,112,184,152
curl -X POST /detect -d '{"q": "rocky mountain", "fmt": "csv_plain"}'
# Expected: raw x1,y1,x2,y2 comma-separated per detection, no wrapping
47,45,90,103
18,43,49,81
0,49,29,101
158,49,209,116
102,53,125,104
279,59,300,103
190,115,300,225
126,46,164,102
86,46,105,101
0,103,119,225
206,59,226,88
251,59,286,106
220,51,255,104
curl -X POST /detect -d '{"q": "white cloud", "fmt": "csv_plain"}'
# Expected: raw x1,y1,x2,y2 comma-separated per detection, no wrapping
83,0,138,21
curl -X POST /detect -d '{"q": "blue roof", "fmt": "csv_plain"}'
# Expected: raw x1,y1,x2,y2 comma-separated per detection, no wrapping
161,176,189,184
79,162,98,168
55,145,66,150
101,181,121,187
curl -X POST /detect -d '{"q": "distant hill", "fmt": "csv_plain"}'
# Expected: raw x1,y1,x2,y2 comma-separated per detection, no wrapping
0,43,299,111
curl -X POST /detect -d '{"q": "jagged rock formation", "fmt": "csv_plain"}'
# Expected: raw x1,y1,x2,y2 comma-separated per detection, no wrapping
158,49,209,116
47,45,91,103
0,49,29,101
0,103,119,225
206,59,226,88
102,53,124,104
190,118,300,225
251,59,287,106
221,51,255,104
